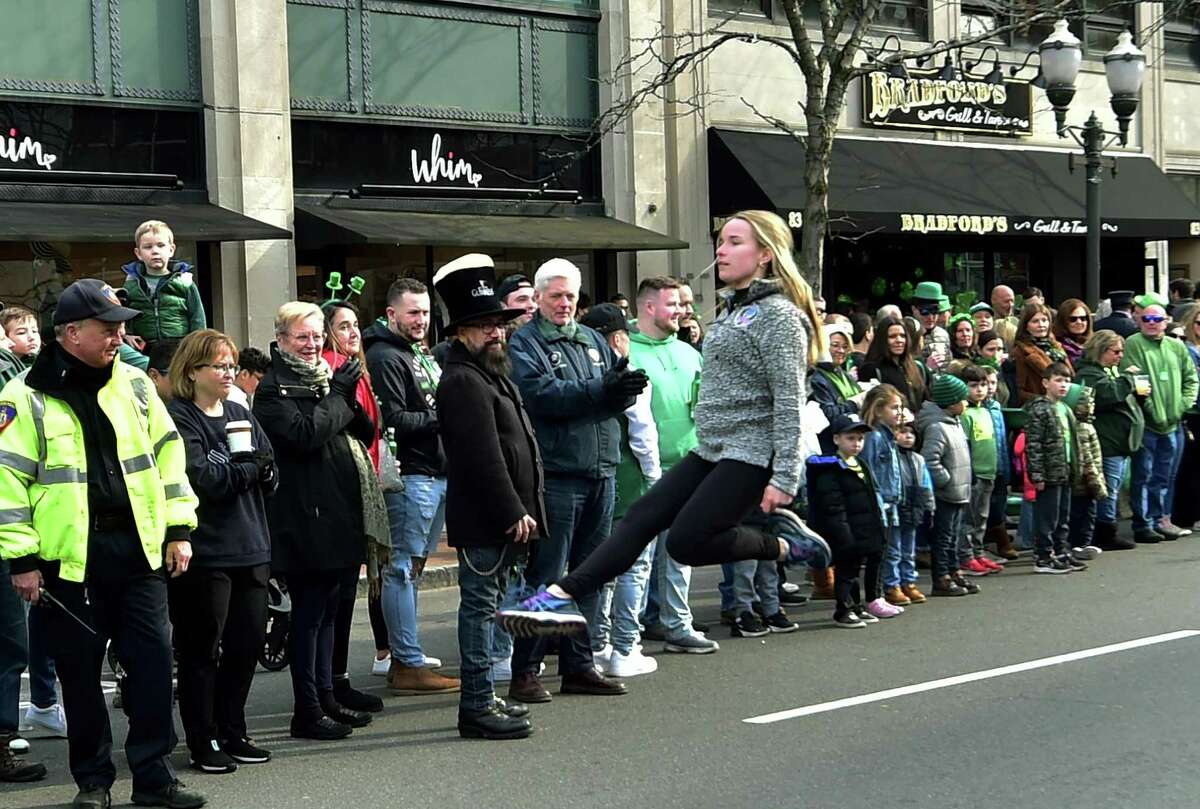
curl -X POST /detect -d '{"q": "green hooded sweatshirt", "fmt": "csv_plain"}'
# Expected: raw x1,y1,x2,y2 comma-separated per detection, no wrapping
614,325,703,518
1120,332,1199,435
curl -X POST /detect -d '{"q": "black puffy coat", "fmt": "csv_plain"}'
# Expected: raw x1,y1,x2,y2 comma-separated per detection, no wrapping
252,344,375,573
805,454,886,560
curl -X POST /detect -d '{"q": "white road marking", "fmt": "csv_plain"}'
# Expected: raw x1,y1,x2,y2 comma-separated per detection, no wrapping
745,629,1200,725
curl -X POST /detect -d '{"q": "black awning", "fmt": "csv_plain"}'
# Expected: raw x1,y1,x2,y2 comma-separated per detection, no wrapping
295,201,687,251
709,128,1200,240
0,200,291,242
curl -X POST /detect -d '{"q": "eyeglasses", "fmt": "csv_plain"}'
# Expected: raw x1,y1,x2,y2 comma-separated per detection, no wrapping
465,321,506,334
1068,315,1089,323
917,306,939,316
287,331,325,343
1141,315,1167,324
197,363,237,374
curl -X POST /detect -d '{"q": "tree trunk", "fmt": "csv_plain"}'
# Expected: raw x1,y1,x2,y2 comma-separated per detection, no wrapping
799,131,833,294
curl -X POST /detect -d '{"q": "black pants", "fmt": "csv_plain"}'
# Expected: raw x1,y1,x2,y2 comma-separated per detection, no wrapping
40,547,177,792
559,455,779,599
368,594,388,652
332,566,360,681
286,570,345,721
833,552,882,613
168,563,268,752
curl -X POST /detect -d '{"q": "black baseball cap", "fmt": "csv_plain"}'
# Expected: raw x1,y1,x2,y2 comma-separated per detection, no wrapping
830,413,871,435
579,303,628,336
496,274,533,302
54,279,141,325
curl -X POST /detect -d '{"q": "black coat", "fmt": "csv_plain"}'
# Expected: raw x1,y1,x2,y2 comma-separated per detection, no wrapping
1093,311,1138,338
436,341,547,548
805,455,886,560
857,359,929,411
252,344,375,573
363,323,445,476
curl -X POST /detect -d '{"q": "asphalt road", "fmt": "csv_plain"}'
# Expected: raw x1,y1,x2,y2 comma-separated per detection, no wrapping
7,534,1200,809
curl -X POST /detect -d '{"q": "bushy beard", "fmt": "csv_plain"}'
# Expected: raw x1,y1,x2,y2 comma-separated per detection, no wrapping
472,341,511,377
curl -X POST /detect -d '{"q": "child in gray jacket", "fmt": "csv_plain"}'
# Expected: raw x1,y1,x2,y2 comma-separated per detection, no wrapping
916,375,975,598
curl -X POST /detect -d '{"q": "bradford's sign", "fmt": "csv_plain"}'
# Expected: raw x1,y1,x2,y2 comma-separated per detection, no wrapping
863,70,1033,136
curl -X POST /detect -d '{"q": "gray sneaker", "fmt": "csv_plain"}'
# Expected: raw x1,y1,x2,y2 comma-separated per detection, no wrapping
663,631,720,654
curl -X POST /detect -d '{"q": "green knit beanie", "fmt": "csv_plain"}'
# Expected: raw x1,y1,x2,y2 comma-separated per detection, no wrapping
932,374,969,408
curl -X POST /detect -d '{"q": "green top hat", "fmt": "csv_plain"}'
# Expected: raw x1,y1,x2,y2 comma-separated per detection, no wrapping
911,281,943,303
325,271,344,293
938,294,952,313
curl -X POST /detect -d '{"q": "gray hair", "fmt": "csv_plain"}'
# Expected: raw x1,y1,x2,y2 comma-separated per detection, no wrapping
876,304,902,323
534,258,582,293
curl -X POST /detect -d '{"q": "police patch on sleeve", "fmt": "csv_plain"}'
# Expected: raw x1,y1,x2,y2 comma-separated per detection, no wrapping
0,402,17,434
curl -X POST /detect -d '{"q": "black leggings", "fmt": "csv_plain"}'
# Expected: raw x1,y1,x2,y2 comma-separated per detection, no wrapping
332,566,360,681
560,455,780,598
833,552,882,611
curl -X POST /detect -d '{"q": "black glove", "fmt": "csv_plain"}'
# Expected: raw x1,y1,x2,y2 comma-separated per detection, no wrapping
601,357,649,398
329,359,363,401
230,452,260,485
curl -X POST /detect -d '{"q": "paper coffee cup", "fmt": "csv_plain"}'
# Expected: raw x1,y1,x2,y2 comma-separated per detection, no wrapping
226,420,253,454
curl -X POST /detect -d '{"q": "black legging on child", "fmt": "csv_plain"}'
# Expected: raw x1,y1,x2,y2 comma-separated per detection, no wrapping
833,552,882,611
559,454,782,599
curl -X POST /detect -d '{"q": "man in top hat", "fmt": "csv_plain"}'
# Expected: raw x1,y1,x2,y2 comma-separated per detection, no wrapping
910,281,951,371
505,258,648,704
1093,290,1138,338
433,254,545,740
0,279,203,809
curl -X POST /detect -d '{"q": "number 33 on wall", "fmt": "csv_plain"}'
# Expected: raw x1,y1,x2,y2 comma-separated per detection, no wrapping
786,211,803,229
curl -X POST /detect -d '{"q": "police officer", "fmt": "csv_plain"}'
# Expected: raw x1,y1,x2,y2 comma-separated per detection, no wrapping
0,279,204,809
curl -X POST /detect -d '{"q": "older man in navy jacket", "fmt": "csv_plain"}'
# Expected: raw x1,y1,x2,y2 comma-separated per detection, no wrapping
506,259,647,703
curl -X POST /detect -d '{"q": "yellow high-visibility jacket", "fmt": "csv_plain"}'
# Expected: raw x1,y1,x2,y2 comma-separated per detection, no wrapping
0,354,197,582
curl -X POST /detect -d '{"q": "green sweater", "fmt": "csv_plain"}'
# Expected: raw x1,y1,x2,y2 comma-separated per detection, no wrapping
1120,333,1199,435
614,326,703,518
960,403,997,480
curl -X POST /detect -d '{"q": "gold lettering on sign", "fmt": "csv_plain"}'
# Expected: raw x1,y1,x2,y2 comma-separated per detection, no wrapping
868,72,1009,119
900,213,1009,235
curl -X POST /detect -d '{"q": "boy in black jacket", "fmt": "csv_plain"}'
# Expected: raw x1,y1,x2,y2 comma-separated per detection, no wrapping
806,414,890,628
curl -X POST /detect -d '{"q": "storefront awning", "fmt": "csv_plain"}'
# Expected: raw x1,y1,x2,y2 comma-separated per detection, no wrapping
0,200,291,242
295,201,687,251
709,128,1200,240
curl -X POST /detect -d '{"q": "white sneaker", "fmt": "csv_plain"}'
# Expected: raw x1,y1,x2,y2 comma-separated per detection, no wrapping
8,734,29,753
592,644,614,674
371,656,390,677
606,647,658,678
22,704,67,737
493,656,513,682
422,656,442,669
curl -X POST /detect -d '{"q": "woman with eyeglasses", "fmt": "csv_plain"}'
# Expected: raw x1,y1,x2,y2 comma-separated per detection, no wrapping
165,330,278,773
253,302,385,741
1075,330,1144,550
1052,299,1093,366
1011,303,1072,405
318,300,388,716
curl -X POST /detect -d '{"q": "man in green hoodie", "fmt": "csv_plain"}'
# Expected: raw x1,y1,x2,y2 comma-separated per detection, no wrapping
1121,295,1199,541
619,277,717,654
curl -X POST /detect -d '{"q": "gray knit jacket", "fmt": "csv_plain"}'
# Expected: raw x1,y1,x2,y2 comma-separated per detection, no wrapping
692,279,810,496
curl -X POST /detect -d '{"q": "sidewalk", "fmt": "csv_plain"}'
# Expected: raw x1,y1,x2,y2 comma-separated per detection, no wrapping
355,543,459,595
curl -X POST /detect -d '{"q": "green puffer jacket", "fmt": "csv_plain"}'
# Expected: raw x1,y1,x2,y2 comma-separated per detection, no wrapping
122,259,207,342
1023,396,1078,486
1074,359,1144,457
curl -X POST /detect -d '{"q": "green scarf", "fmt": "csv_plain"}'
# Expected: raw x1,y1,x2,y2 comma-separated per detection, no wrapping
1032,336,1068,365
279,348,391,597
817,365,859,401
537,313,588,344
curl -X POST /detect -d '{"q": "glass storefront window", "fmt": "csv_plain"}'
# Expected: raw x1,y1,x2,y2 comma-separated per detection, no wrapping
995,252,1032,292
942,252,986,302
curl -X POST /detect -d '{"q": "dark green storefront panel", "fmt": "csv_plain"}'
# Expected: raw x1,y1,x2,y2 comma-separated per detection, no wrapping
289,3,353,104
113,0,194,95
365,11,522,119
534,26,595,127
0,0,97,89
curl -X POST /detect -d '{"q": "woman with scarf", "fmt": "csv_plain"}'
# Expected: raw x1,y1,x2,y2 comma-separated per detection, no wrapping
1011,303,1072,405
319,300,388,715
1052,298,1093,367
809,322,867,454
254,301,390,741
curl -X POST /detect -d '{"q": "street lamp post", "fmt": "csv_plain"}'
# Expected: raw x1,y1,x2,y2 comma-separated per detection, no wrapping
1036,21,1145,308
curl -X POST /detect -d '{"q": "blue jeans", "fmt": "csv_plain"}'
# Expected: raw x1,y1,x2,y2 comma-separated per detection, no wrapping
1131,430,1176,531
594,539,655,655
512,475,614,676
931,500,965,579
1096,455,1128,524
1018,499,1035,549
884,525,918,587
1166,422,1187,517
457,544,523,712
0,557,25,733
1034,485,1072,558
730,559,779,616
25,602,58,708
641,531,696,638
718,564,735,612
383,476,447,667
1069,492,1097,547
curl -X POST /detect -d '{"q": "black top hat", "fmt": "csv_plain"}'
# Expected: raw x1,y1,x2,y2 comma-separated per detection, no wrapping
432,254,525,331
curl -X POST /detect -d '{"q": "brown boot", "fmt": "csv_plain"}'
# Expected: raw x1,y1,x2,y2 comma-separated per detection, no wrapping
883,586,911,606
507,672,552,704
810,566,835,600
988,525,1019,560
386,660,460,695
901,582,927,604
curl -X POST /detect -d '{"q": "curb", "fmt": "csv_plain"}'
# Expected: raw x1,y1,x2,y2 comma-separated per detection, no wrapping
355,564,459,597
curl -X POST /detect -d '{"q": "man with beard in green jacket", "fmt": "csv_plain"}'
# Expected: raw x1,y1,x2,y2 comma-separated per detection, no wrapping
619,277,716,654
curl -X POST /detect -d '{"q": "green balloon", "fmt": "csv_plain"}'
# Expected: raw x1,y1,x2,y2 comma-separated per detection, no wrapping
871,277,887,297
